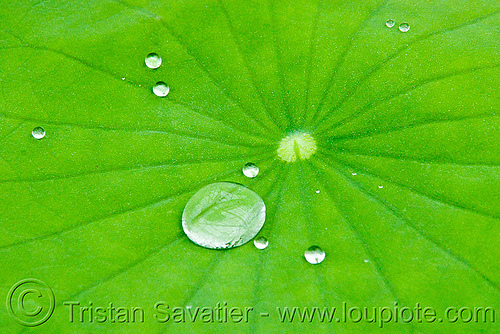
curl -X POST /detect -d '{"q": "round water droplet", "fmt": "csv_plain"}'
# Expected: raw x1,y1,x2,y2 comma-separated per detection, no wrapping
386,19,395,28
32,127,45,139
352,172,357,176
242,163,259,178
304,246,325,264
153,82,170,97
182,182,266,249
145,53,162,69
254,236,268,250
399,22,410,32
315,189,320,194
378,185,384,189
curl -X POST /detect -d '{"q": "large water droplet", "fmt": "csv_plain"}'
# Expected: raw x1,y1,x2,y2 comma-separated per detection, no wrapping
153,82,170,97
242,163,259,178
32,127,45,139
182,182,266,249
145,53,162,69
386,19,395,28
399,22,410,32
304,246,325,264
254,236,268,249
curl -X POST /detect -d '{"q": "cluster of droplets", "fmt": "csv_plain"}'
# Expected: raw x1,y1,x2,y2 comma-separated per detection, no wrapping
145,53,171,98
30,53,169,139
145,50,330,264
180,161,326,264
386,19,410,32
241,160,325,264
252,237,326,264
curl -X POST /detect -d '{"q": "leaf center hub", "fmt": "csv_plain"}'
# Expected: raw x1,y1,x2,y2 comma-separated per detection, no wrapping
277,132,317,162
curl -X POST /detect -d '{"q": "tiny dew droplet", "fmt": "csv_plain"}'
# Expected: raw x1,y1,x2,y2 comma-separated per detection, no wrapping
145,53,162,69
352,172,357,176
378,185,384,189
254,236,268,249
32,127,45,139
386,19,395,28
182,182,266,249
315,189,320,194
153,82,170,97
399,22,410,32
304,246,325,264
242,163,259,178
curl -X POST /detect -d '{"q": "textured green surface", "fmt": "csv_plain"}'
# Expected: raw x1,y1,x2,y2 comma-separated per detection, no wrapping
1,0,499,333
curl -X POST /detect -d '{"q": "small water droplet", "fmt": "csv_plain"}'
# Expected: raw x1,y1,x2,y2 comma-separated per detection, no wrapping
182,182,266,249
364,259,369,263
315,189,320,194
378,185,384,189
145,53,162,69
304,246,325,264
386,19,395,28
352,172,357,176
254,236,268,249
153,82,170,97
121,77,125,80
32,127,45,139
399,22,410,32
242,163,259,178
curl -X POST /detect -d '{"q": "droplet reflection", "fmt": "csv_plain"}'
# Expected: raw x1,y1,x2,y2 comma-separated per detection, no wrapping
254,236,268,250
242,163,259,178
145,53,162,69
153,82,170,97
182,182,266,249
304,246,325,264
32,127,45,139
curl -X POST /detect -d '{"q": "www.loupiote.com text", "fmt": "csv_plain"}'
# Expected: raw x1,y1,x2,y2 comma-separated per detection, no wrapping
62,301,495,328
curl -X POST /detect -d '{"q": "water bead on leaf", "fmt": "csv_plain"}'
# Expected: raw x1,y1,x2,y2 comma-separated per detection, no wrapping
254,236,268,250
399,22,410,32
182,182,266,249
304,246,325,264
242,163,259,178
32,127,45,139
145,53,162,69
153,82,170,97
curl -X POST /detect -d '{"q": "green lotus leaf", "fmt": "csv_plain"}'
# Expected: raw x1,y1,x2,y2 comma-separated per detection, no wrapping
1,0,499,333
